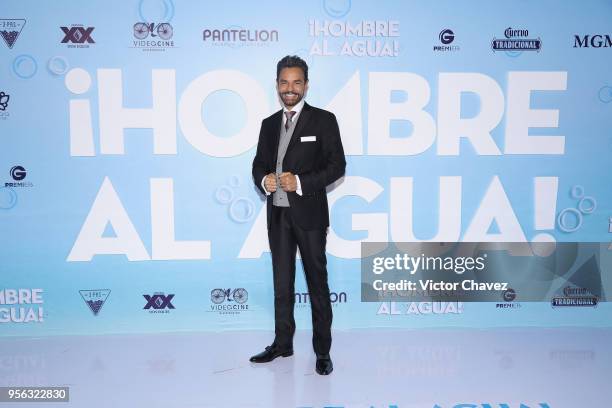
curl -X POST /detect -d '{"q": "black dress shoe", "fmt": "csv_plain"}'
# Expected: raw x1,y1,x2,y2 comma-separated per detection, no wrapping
249,345,293,363
315,353,333,375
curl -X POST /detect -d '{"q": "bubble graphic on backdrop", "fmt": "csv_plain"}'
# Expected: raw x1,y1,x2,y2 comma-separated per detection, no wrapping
557,185,597,233
47,56,69,76
229,197,255,223
0,187,18,210
323,0,351,18
214,185,234,204
65,68,92,95
214,176,256,223
138,0,175,23
504,50,523,58
12,55,38,79
598,86,612,103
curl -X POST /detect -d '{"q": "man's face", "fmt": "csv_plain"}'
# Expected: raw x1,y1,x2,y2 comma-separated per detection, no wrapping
277,67,308,109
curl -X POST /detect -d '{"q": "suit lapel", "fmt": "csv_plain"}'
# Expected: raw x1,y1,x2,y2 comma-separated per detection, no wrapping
286,102,312,154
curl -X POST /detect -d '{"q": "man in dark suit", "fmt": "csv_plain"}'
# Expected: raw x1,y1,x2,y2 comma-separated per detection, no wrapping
249,55,346,375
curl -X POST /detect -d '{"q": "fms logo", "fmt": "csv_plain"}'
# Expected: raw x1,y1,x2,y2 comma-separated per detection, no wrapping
0,19,26,49
434,29,459,52
6,166,33,188
143,292,175,314
132,22,174,51
61,25,95,48
209,288,249,314
492,27,541,52
79,289,111,316
574,34,612,48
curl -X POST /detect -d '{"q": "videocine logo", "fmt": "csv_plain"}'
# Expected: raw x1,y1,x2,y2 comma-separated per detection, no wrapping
209,288,249,314
492,27,541,52
61,25,95,48
434,29,459,52
574,34,612,48
132,22,174,50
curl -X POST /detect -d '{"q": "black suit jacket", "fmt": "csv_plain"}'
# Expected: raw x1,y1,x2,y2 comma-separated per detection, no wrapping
252,102,346,230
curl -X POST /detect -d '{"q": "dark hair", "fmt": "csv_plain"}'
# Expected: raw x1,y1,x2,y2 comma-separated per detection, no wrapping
276,55,308,82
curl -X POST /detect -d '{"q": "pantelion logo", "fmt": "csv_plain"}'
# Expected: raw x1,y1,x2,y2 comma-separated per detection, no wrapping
0,19,26,49
492,27,541,52
202,28,278,47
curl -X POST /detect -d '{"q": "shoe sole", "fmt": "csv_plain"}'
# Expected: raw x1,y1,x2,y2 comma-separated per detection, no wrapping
250,350,293,363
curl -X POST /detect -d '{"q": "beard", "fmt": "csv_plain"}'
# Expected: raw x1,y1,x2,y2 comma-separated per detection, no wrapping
279,90,303,108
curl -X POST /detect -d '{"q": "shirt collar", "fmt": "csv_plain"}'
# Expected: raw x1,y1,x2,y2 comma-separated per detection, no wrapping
283,98,305,116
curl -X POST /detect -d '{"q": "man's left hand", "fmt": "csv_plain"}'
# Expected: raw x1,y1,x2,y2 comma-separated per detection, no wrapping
279,172,297,192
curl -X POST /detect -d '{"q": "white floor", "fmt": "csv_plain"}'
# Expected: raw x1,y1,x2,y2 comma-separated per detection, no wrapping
0,328,610,408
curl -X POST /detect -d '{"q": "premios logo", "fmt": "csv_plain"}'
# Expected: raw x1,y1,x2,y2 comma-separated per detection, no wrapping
209,288,249,314
492,27,541,52
434,29,459,52
5,166,33,188
132,22,174,51
496,288,522,309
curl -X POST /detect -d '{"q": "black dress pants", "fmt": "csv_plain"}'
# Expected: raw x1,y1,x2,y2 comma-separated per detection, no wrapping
268,205,332,355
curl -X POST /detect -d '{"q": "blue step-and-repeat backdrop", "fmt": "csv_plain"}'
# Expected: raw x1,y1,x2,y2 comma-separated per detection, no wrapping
1,0,611,336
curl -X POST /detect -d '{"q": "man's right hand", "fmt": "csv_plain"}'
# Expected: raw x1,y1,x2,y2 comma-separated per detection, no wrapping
264,173,277,192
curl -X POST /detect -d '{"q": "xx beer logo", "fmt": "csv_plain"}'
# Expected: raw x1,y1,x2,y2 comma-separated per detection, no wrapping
61,25,95,47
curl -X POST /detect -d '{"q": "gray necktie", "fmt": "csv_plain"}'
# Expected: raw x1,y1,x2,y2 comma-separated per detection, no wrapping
284,110,296,131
